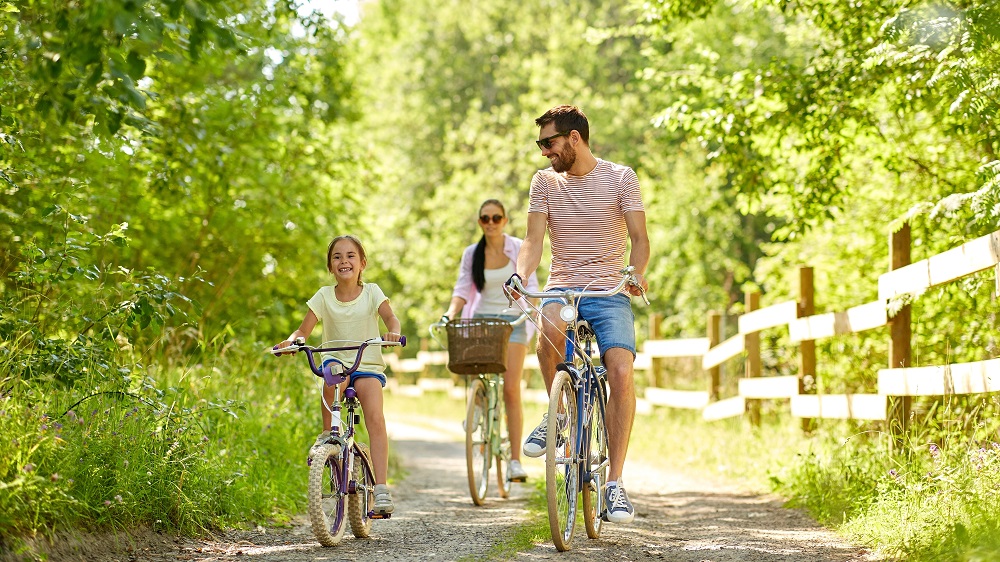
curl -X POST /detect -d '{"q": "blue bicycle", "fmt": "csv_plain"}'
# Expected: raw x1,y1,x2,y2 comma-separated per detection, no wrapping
506,267,647,551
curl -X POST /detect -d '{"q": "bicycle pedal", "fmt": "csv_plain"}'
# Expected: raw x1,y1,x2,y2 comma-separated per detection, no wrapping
369,511,392,520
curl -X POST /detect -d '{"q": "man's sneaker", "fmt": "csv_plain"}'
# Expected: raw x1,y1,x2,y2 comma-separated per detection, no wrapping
507,459,528,482
522,414,566,458
374,484,394,515
602,482,635,523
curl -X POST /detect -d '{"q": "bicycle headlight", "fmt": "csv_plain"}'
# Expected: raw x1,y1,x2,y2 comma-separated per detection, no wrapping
559,304,577,323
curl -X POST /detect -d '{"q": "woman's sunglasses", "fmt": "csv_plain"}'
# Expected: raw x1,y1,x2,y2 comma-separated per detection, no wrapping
479,214,505,224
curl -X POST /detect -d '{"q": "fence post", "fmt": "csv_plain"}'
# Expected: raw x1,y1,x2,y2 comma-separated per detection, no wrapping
745,291,761,426
888,223,912,437
707,311,721,401
648,312,663,388
798,266,816,433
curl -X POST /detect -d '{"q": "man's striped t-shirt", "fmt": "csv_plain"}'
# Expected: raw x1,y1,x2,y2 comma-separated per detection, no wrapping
528,159,645,290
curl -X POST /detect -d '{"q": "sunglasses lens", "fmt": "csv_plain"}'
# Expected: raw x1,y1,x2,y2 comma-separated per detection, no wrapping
480,215,504,224
492,215,503,223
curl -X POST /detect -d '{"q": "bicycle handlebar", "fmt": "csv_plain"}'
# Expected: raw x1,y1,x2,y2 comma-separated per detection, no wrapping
505,266,650,305
267,337,406,386
429,311,530,347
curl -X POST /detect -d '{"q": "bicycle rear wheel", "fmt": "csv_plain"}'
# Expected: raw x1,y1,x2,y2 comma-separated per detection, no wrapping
582,374,608,539
465,377,491,505
494,383,512,498
308,443,347,546
348,442,376,537
546,370,579,551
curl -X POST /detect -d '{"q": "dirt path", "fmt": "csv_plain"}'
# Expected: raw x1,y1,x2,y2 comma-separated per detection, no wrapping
38,411,879,562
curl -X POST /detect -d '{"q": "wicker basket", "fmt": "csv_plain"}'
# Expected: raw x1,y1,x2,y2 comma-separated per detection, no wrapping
445,318,513,375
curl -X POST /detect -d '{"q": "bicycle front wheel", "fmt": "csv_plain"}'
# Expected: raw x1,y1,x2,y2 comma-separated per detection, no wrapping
465,377,491,505
546,370,579,551
582,375,608,539
348,442,376,538
308,443,347,546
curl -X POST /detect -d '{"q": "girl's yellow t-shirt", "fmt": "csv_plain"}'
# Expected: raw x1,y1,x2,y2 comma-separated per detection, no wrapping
306,283,388,374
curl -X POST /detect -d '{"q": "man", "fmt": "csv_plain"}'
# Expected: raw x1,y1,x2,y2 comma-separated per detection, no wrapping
511,104,650,524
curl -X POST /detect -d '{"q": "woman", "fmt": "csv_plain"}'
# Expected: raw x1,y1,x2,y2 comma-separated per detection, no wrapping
444,199,539,483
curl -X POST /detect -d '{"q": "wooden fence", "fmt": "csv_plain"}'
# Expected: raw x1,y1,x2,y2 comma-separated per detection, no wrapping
387,224,1000,430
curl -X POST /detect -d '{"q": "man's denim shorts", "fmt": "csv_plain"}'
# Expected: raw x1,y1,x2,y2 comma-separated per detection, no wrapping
541,290,636,358
473,312,529,346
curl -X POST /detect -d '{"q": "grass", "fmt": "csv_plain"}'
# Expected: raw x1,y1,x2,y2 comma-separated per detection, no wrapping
0,338,354,550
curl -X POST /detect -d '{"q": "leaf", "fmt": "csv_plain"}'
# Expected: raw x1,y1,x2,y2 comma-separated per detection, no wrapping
126,50,146,80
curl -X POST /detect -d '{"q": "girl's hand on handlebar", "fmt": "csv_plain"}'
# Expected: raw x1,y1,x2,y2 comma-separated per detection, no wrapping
382,331,402,343
272,340,297,356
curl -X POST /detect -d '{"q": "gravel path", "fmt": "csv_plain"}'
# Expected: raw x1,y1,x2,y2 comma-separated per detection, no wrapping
17,414,879,562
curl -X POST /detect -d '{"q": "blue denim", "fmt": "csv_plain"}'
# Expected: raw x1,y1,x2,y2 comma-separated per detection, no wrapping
541,291,636,358
473,312,529,346
322,358,387,387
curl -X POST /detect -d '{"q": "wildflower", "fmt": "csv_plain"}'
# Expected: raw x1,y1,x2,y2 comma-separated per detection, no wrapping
929,443,940,458
40,424,48,431
123,460,129,467
66,410,77,420
115,495,123,503
53,422,63,430
888,469,898,478
104,500,112,507
23,464,34,472
50,473,60,482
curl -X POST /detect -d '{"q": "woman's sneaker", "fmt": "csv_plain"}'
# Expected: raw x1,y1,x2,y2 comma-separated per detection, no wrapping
374,484,394,515
507,459,528,482
602,482,635,523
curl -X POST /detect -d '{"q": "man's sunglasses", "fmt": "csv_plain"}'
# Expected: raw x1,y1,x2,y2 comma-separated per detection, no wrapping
535,130,571,149
479,214,505,224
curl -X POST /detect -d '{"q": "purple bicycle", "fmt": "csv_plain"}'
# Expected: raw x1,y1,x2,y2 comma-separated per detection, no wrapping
269,336,405,546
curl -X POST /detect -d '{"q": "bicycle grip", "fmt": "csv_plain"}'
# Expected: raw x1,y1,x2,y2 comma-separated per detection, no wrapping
399,335,407,347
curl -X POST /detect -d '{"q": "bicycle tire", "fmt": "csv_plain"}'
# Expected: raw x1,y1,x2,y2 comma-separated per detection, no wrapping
546,370,579,551
308,442,347,546
582,373,608,539
465,377,491,505
494,384,512,498
348,442,376,538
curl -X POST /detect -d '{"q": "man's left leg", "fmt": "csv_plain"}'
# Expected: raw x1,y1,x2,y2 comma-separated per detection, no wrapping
602,348,637,523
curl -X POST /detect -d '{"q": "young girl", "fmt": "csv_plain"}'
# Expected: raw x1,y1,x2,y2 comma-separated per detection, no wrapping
277,234,402,515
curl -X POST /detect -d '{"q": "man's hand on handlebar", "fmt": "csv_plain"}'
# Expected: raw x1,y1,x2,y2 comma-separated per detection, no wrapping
504,273,524,304
628,272,649,297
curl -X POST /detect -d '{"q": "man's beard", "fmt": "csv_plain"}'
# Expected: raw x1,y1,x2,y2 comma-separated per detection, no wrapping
551,144,577,173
